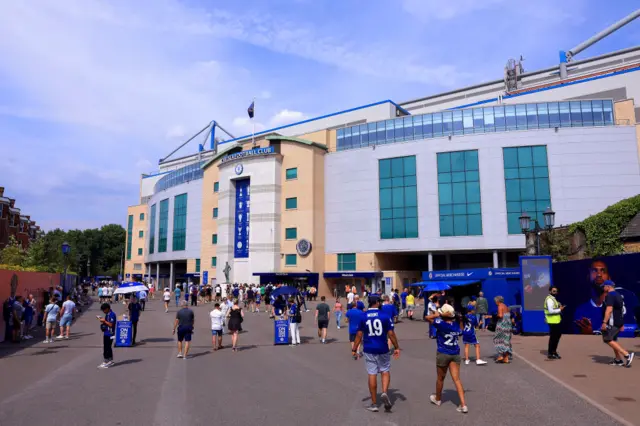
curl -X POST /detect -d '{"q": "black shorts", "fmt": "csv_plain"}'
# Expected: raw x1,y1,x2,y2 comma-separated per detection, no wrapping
318,320,329,329
177,325,193,342
349,333,357,342
602,326,621,343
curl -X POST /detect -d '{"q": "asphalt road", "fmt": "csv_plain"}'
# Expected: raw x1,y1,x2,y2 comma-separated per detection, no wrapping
0,298,625,426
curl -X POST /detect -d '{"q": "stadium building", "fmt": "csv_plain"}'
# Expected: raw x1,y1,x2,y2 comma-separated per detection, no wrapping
124,17,640,296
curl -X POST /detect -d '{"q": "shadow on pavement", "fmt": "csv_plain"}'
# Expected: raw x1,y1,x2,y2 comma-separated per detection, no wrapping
141,337,174,343
590,354,612,364
299,336,314,344
113,358,143,367
189,351,211,358
237,345,257,352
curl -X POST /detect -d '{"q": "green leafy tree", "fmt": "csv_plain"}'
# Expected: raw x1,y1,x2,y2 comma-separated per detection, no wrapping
0,236,26,266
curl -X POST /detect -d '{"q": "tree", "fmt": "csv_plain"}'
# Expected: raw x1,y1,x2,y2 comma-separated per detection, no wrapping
0,236,26,266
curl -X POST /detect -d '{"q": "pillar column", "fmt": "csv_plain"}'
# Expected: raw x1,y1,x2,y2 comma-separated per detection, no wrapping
156,263,160,290
428,252,433,272
146,264,151,286
502,251,507,268
445,253,451,270
169,262,174,291
493,250,499,268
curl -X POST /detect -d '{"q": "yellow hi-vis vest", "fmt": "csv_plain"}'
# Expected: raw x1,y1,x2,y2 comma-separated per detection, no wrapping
544,295,561,324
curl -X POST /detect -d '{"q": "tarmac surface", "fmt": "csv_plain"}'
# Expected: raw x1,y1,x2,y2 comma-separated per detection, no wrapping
0,297,636,426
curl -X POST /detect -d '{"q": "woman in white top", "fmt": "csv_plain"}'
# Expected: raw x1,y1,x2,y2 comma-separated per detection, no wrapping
163,289,171,313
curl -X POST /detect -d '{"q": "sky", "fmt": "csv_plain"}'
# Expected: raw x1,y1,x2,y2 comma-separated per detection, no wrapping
1,0,639,231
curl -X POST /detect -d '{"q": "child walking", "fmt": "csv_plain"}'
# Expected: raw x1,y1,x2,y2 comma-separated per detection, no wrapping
462,305,487,365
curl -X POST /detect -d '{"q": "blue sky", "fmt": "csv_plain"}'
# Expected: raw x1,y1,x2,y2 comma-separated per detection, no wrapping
1,0,639,230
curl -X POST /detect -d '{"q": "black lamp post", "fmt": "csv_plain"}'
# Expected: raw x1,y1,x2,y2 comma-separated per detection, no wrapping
61,241,70,292
519,207,555,255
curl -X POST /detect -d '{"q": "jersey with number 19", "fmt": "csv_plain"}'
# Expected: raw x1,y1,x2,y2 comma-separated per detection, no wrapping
358,308,394,355
433,318,461,355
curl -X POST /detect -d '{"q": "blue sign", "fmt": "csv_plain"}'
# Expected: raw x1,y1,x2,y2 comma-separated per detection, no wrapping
520,256,553,334
235,163,243,175
114,320,132,347
221,146,276,164
203,271,208,284
274,319,289,345
234,179,250,258
423,268,520,281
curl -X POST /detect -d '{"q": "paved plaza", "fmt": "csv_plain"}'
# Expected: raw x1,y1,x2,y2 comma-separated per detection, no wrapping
0,298,637,426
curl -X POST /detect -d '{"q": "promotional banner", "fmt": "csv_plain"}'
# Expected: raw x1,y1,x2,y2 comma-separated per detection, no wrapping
203,271,208,285
553,253,640,334
234,179,250,258
520,256,553,311
115,320,132,347
274,319,289,345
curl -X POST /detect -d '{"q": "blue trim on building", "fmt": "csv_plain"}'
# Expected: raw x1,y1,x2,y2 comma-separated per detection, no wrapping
448,64,640,110
323,272,383,279
219,100,406,146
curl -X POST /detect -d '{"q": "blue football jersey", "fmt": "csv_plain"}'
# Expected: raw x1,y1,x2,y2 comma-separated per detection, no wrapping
433,318,461,355
462,314,478,338
358,308,394,355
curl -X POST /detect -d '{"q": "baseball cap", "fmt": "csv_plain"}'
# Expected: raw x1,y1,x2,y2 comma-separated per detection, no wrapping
600,280,615,288
438,304,456,317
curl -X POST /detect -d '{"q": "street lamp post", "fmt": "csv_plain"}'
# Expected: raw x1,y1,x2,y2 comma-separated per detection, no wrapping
87,258,91,279
61,241,70,293
519,207,556,255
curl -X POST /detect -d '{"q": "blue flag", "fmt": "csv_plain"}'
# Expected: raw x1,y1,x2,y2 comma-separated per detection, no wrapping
247,101,254,119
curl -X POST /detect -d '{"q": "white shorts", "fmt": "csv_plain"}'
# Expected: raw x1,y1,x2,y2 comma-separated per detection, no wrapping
364,352,391,375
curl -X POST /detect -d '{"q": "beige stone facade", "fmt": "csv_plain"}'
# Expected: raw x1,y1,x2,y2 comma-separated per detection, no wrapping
124,204,148,279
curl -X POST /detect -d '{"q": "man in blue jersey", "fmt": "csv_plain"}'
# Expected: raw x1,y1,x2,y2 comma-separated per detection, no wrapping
400,288,408,318
346,303,364,358
352,297,401,413
425,304,468,414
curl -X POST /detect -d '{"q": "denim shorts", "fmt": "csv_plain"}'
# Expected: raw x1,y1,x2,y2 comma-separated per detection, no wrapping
60,315,73,327
211,329,223,336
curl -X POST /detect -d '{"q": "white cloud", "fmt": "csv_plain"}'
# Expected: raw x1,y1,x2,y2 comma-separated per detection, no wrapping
260,90,272,99
232,116,266,135
165,125,187,140
401,0,506,21
270,109,308,126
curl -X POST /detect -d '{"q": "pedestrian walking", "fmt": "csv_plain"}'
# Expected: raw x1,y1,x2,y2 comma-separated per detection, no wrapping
43,296,60,343
163,288,171,313
23,294,36,339
315,296,331,344
10,296,25,343
190,283,198,307
334,297,343,329
287,297,301,346
173,300,195,359
215,284,222,302
406,291,415,320
493,296,513,364
97,303,116,368
462,305,487,365
400,288,408,318
226,299,244,352
210,303,225,351
351,296,400,413
175,285,182,307
57,295,76,340
128,296,142,345
425,304,468,413
475,292,488,330
138,290,147,311
346,302,364,357
544,286,564,360
600,280,634,367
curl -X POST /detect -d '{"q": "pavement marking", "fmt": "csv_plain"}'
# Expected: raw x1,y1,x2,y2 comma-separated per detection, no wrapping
512,349,634,426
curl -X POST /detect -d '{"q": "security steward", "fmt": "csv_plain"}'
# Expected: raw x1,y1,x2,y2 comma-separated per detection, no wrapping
544,286,564,360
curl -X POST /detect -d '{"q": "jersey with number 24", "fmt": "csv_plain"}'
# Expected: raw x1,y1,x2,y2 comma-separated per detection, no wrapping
358,308,394,355
433,318,461,355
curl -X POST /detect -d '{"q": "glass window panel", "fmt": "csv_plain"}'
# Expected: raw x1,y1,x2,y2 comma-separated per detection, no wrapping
570,101,582,125
453,215,468,236
394,118,404,142
286,197,298,209
437,153,451,172
380,178,392,189
453,111,464,135
452,182,466,204
532,146,548,166
548,102,560,127
438,173,451,184
438,183,452,204
405,206,418,218
520,179,535,199
473,108,484,133
517,147,533,167
521,200,536,213
537,200,551,212
377,122,386,143
507,212,522,234
405,218,418,238
506,201,521,213
467,203,481,214
463,110,473,133
404,156,416,175
534,178,550,199
413,115,423,138
440,215,453,237
391,158,404,177
336,128,344,150
466,181,481,203
466,170,479,181
211,257,217,267
285,228,297,240
285,254,297,266
393,208,404,218
379,159,391,179
392,177,404,187
286,168,298,180
483,107,495,132
343,127,352,149
526,104,538,128
516,104,527,129
404,186,417,207
381,209,393,220
433,113,443,137
381,219,393,239
465,150,479,170
592,100,604,125
603,100,613,125
519,167,534,178
360,124,369,147
451,152,465,172
379,188,392,208
505,105,516,130
503,147,519,168
385,120,394,141
404,175,417,186
559,102,571,127
505,180,520,201
351,126,360,148
504,168,519,179
391,187,404,207
534,166,548,177
494,106,506,131
537,103,549,128
404,116,414,139
422,114,433,138
368,123,377,145
439,204,453,215
442,111,453,135
392,219,405,238
451,172,465,183
581,101,593,126
468,214,483,235
453,204,467,215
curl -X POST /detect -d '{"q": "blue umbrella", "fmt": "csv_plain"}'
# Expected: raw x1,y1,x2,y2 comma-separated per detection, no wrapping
114,282,149,295
270,286,299,298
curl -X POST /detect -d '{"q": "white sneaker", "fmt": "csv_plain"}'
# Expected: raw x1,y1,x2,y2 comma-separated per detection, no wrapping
98,362,108,368
457,405,469,414
56,335,64,339
177,353,183,358
464,359,470,365
430,395,441,406
106,361,115,367
64,336,69,339
42,339,49,344
476,359,487,365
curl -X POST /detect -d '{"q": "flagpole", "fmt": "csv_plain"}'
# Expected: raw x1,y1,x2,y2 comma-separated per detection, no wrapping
251,97,256,147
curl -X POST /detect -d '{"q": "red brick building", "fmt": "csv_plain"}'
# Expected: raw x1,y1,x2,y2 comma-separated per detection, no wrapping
0,187,41,250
